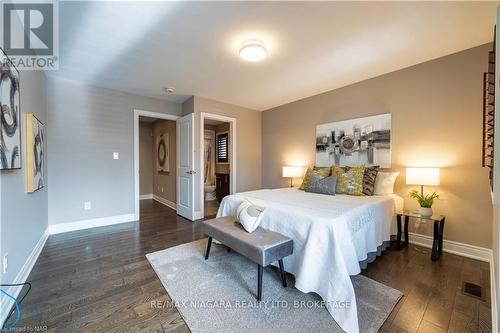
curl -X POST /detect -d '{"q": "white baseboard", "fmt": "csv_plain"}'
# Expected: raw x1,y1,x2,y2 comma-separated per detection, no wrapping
408,232,491,262
490,251,498,333
0,228,49,327
140,194,153,200
48,214,135,235
153,195,176,210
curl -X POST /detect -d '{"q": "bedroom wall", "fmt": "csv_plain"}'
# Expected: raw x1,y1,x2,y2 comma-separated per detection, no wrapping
152,119,177,204
46,76,182,226
139,121,153,196
262,43,493,249
0,71,48,291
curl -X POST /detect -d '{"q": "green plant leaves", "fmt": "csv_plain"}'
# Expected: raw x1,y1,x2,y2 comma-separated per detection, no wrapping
409,190,439,208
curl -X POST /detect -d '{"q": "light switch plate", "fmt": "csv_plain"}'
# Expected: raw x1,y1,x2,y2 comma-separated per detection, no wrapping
113,152,119,160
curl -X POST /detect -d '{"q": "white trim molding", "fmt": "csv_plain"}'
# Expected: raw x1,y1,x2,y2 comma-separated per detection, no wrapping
153,195,176,210
0,228,49,327
199,112,237,218
490,251,498,333
133,109,180,221
408,232,491,262
48,214,135,235
140,194,153,200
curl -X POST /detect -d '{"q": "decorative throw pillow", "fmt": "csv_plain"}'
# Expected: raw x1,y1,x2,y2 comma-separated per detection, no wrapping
373,171,400,195
362,166,380,196
313,166,331,175
305,174,337,195
331,166,366,196
299,167,331,190
235,199,265,233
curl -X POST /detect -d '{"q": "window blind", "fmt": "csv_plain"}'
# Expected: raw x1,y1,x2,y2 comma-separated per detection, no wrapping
217,132,229,163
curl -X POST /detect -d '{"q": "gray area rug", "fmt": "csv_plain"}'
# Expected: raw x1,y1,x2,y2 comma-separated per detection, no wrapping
146,239,402,333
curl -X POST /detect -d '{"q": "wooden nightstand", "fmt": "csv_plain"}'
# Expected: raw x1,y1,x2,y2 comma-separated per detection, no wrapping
395,210,446,261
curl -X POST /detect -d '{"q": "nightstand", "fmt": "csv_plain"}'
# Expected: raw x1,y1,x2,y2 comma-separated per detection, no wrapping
395,210,446,261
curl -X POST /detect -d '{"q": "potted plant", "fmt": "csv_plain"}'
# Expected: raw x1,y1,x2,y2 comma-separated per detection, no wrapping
409,190,439,217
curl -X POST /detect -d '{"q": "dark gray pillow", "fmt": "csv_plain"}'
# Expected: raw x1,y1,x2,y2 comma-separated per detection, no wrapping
305,174,337,195
362,166,379,196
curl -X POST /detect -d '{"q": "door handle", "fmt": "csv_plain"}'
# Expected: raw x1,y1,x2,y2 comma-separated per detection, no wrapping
186,170,196,175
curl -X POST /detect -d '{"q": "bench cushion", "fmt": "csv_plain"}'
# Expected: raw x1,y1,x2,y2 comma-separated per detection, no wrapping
201,217,293,266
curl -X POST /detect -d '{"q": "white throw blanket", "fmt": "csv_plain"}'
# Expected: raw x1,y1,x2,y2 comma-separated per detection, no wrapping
217,188,398,333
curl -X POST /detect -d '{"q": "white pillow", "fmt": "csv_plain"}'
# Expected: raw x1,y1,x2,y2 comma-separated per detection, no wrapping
235,200,265,233
374,171,400,195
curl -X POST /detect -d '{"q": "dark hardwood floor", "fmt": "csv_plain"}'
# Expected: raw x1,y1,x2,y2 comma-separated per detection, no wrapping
9,199,491,332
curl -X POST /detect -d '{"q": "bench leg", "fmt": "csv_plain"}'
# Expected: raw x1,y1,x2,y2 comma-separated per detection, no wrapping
257,264,263,302
278,259,287,287
205,237,213,260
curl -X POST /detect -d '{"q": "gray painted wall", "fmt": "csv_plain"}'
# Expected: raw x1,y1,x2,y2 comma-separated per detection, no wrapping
139,121,153,195
46,76,182,225
1,70,48,285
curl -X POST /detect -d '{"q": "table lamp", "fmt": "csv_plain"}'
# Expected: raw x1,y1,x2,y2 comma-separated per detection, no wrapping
406,167,440,195
282,166,303,187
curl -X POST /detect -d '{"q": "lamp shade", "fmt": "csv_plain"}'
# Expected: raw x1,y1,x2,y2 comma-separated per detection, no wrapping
282,166,303,178
406,167,440,186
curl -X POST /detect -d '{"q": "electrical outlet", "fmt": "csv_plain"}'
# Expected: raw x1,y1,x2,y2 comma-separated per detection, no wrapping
161,187,164,193
3,253,8,274
84,201,92,210
113,152,119,160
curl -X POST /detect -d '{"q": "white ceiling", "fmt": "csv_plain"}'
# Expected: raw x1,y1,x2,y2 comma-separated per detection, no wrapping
50,1,497,111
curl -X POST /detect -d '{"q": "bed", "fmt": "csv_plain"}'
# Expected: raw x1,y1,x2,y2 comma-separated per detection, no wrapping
216,187,403,333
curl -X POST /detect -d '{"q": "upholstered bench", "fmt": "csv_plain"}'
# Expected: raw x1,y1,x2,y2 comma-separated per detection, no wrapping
201,216,293,301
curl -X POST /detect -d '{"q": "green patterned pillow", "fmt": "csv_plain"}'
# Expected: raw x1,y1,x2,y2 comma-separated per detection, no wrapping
299,167,331,190
331,166,366,196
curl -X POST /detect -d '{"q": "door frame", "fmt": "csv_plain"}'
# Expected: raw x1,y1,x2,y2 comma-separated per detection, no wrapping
199,112,237,217
133,109,180,221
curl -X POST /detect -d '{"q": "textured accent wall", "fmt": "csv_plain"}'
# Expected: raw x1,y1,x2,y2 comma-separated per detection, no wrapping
46,77,182,225
262,43,493,248
1,70,48,285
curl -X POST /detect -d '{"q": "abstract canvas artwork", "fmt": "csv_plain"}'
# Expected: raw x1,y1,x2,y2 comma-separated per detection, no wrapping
26,114,45,192
0,48,21,170
316,113,391,168
156,132,170,172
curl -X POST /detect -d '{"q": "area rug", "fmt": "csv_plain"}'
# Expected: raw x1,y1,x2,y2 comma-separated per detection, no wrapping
146,239,402,333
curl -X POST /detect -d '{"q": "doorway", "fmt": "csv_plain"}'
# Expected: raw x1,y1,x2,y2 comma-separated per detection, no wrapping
133,109,179,220
200,112,237,218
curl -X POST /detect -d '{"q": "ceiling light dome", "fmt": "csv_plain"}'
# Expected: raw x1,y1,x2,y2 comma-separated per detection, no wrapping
239,39,267,62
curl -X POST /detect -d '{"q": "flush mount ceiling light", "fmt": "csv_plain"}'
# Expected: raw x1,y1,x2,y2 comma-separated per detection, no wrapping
239,39,267,62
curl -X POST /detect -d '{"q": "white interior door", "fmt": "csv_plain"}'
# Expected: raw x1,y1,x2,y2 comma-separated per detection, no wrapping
176,113,195,220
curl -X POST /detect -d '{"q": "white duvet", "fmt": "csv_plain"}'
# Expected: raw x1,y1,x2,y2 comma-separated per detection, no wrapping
217,188,401,333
